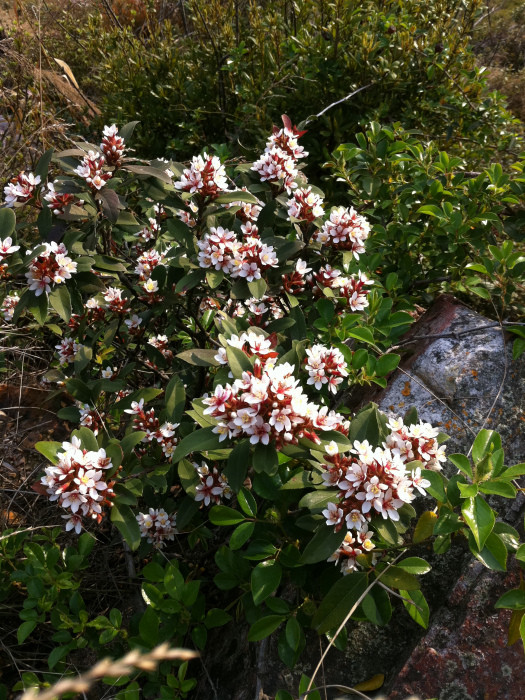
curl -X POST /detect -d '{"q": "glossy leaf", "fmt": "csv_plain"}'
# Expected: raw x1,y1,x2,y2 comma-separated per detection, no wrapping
252,560,282,605
461,495,495,550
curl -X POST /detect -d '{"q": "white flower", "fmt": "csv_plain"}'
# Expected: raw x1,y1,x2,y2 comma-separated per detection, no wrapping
322,502,343,527
325,441,339,456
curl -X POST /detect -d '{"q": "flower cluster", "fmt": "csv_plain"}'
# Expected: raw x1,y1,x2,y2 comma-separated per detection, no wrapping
266,117,308,160
313,206,370,257
176,201,198,227
194,463,232,506
214,331,279,367
74,151,112,190
79,404,104,436
1,292,19,321
287,187,324,222
125,399,179,459
328,527,377,575
231,296,284,326
304,345,349,394
37,436,115,534
198,227,278,282
226,188,263,224
26,242,77,296
321,435,436,537
174,153,228,198
124,314,143,334
100,124,126,167
43,183,83,215
147,335,173,364
137,508,177,547
251,117,307,193
386,417,446,471
136,217,161,243
4,171,41,207
281,259,312,295
202,354,348,449
103,287,129,314
55,337,83,364
134,248,169,281
313,267,373,311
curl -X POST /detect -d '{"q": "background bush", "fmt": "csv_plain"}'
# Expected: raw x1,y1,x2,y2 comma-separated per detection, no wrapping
44,0,523,172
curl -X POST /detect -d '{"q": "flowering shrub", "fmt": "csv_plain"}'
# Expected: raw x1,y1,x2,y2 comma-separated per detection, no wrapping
1,115,525,699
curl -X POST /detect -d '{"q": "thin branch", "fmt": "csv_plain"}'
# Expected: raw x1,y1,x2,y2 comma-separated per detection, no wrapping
304,83,375,125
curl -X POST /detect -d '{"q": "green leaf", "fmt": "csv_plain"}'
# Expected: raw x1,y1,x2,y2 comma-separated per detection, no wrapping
413,511,438,543
209,506,245,526
253,442,279,475
226,345,253,379
285,617,302,651
238,487,257,517
478,479,517,498
300,525,345,565
501,463,525,479
248,615,286,642
472,429,502,464
75,427,99,451
248,278,267,300
49,285,72,323
164,375,186,423
170,427,224,462
421,469,447,502
65,377,93,404
74,345,92,373
252,560,282,605
205,609,232,629
348,403,388,445
347,327,375,345
224,439,250,492
433,506,462,536
48,645,70,670
35,441,62,465
312,572,368,634
119,120,140,143
27,290,48,325
516,544,525,562
215,190,260,205
448,453,473,480
139,606,159,647
397,557,431,575
0,208,16,236
362,586,392,626
229,521,255,550
177,457,200,496
207,269,224,289
57,406,81,423
458,482,478,498
298,491,339,511
417,205,444,218
375,354,400,376
111,503,141,550
120,431,146,458
374,564,420,590
35,147,54,180
401,589,430,629
469,532,507,572
495,589,525,610
17,621,37,645
142,562,165,582
164,563,185,600
461,495,494,550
